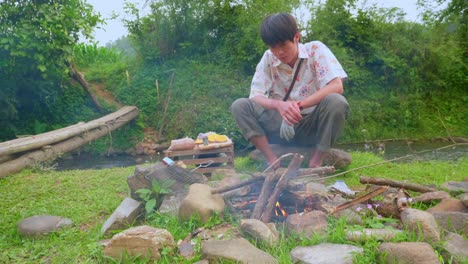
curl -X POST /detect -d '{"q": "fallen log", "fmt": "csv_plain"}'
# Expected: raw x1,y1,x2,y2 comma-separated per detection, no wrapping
0,107,139,178
359,176,437,193
0,106,138,157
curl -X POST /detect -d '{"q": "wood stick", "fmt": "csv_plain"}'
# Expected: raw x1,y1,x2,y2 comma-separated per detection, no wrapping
260,153,304,223
359,176,437,193
251,170,280,220
330,186,389,214
211,176,264,194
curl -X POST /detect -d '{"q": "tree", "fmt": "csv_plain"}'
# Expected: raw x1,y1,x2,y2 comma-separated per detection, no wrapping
0,0,103,140
124,0,300,70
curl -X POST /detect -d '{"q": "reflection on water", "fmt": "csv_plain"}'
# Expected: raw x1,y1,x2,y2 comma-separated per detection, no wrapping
55,153,164,171
55,140,467,171
339,141,467,162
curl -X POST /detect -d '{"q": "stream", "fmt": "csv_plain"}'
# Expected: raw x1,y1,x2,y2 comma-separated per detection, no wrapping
55,140,467,171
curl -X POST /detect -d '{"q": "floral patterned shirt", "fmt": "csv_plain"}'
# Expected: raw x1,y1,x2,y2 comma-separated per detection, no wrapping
249,41,347,114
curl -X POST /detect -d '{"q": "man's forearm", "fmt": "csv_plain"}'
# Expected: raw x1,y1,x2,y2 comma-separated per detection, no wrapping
250,96,280,111
299,77,344,110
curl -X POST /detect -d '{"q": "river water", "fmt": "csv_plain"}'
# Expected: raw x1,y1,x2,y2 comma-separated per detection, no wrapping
55,140,467,171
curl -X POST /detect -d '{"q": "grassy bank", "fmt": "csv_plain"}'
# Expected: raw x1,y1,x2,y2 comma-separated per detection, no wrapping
1,153,466,263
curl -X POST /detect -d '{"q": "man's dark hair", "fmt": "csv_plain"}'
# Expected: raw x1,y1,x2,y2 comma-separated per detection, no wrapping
260,13,298,47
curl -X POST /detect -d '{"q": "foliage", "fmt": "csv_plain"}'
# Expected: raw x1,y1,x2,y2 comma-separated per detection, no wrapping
0,154,466,263
0,0,103,140
1,0,466,154
123,0,300,69
136,178,175,215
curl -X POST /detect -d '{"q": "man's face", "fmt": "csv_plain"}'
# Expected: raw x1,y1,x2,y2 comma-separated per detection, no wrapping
269,32,300,66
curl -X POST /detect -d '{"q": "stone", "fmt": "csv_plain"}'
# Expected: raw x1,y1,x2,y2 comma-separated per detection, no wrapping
345,228,404,242
432,212,468,236
159,191,187,216
240,218,279,246
459,193,468,207
179,183,225,223
305,182,328,193
333,209,364,225
290,243,363,264
127,162,166,201
441,181,468,195
378,242,440,264
17,215,73,237
103,225,175,261
376,188,409,218
101,197,143,236
127,162,206,202
412,191,451,203
202,238,278,264
193,260,209,264
427,198,467,213
400,208,440,243
285,210,328,238
443,232,468,263
322,148,353,169
211,174,251,197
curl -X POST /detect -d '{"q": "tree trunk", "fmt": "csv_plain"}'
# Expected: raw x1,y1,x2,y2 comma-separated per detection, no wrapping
0,106,138,157
67,62,102,111
0,107,139,178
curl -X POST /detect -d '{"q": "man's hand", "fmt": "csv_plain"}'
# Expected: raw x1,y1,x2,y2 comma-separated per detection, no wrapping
277,100,302,126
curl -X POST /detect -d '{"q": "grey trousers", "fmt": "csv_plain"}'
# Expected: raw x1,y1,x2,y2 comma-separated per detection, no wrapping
230,93,349,152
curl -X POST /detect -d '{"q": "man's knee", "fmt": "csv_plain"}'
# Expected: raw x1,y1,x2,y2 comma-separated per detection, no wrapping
323,93,349,117
230,98,251,116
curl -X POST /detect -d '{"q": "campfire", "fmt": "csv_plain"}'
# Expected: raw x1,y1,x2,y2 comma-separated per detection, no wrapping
210,153,401,223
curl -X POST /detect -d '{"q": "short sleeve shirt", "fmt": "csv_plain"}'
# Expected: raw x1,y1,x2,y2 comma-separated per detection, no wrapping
249,41,347,114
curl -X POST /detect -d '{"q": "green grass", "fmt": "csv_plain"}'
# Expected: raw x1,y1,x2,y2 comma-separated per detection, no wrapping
0,154,466,263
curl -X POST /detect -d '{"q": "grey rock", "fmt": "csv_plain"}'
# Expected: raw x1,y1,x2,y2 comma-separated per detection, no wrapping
441,181,468,195
240,218,279,246
443,232,468,263
346,228,403,242
286,211,328,238
459,193,468,207
378,242,440,264
179,183,225,223
192,260,209,264
159,190,187,216
17,215,73,237
101,197,143,236
427,198,467,213
322,148,353,169
400,208,440,243
333,209,364,225
290,243,363,264
202,238,278,264
412,191,451,203
432,212,468,236
103,225,175,261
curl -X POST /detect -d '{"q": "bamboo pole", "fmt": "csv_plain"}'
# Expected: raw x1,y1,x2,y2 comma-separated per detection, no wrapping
0,107,139,178
0,106,138,157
